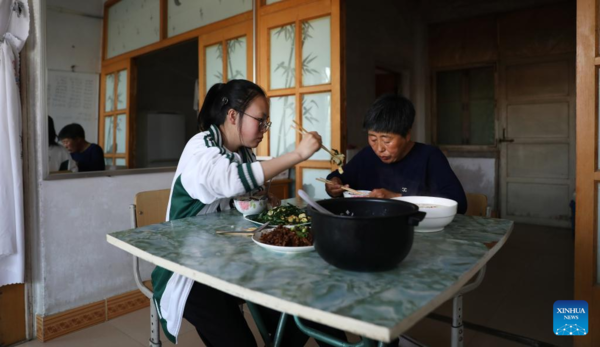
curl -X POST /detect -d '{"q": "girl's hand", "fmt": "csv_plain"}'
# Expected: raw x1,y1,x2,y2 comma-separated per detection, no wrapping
294,131,322,160
367,188,402,199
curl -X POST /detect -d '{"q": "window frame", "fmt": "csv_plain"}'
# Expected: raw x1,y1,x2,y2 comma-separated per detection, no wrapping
432,63,498,153
99,59,132,168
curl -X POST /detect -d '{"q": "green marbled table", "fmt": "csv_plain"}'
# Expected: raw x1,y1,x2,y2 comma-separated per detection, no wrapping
107,199,513,343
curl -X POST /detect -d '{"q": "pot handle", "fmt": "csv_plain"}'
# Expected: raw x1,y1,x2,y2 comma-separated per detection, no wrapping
408,211,426,226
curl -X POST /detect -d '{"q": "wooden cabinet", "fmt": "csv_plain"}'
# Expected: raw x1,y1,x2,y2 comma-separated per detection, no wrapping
269,179,292,200
0,284,26,346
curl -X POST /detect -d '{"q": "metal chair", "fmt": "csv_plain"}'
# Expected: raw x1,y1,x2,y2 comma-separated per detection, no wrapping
130,189,171,347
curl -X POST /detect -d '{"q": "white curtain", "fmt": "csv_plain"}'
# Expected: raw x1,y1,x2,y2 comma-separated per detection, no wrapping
0,0,29,287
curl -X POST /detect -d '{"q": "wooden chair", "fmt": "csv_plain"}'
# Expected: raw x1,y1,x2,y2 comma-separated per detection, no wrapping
132,189,171,228
130,189,170,347
465,193,488,217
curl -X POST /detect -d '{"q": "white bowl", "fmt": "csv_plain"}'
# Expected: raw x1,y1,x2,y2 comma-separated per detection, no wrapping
393,196,457,232
233,197,267,216
343,190,371,198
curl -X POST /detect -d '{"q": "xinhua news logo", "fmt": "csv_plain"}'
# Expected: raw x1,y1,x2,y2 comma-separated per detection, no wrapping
554,300,588,336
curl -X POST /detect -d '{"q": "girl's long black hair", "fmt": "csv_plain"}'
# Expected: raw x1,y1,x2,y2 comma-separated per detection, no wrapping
197,79,266,132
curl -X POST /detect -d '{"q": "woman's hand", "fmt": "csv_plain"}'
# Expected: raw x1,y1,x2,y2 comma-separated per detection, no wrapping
367,188,402,199
325,176,348,197
294,131,322,160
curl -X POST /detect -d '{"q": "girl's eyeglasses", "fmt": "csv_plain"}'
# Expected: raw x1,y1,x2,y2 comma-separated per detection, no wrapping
241,112,271,131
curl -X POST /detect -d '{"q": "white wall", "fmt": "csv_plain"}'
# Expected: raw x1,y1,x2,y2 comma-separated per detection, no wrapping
46,0,102,73
448,157,497,211
39,174,173,314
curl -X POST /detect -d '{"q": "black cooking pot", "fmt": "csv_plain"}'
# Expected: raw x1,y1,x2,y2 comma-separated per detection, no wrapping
307,198,425,272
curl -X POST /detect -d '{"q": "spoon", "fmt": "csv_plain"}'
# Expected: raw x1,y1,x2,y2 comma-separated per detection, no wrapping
297,189,334,216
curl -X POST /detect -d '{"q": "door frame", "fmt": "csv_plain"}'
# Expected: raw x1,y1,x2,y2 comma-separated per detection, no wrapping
575,0,598,345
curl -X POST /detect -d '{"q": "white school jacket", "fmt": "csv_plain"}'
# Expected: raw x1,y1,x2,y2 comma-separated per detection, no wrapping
151,124,264,343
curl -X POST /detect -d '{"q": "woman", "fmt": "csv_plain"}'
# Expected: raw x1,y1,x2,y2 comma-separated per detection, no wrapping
152,80,346,346
326,94,467,214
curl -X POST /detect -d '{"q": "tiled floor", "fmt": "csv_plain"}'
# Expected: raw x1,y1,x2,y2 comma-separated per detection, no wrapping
16,223,573,347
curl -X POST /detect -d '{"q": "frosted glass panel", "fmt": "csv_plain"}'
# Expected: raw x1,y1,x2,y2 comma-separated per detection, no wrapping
302,17,331,86
266,0,284,4
270,24,296,89
302,93,331,160
270,96,295,157
105,74,114,112
206,44,223,92
106,0,160,59
437,70,462,145
104,117,114,154
117,70,128,110
302,169,331,200
168,0,251,37
116,158,126,166
105,158,114,166
116,114,127,154
227,37,247,80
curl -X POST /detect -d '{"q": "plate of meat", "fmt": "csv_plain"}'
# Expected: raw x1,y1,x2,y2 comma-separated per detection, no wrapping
252,225,315,253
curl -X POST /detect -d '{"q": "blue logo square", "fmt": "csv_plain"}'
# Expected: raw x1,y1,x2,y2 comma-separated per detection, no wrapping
554,300,588,336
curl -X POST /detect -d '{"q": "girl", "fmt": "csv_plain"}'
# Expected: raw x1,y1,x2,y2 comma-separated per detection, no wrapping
152,80,345,346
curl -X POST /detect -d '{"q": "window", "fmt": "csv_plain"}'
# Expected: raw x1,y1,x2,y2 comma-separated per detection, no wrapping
435,66,496,146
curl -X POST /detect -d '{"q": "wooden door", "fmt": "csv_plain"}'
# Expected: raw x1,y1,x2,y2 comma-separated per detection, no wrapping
576,0,600,344
256,0,343,198
499,57,575,227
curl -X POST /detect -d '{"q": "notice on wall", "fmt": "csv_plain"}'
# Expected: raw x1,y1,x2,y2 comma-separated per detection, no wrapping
47,70,99,144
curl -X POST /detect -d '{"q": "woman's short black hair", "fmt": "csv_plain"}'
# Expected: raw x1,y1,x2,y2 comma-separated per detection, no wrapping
362,94,415,137
48,116,58,146
58,123,85,140
197,79,267,131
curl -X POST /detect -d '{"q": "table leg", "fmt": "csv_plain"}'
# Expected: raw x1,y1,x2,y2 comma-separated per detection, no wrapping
149,300,162,347
246,301,273,346
273,313,288,347
451,294,464,347
132,255,161,347
451,265,487,347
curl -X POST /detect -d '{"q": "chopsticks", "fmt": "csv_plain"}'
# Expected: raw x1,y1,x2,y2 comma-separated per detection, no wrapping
291,120,337,157
315,178,368,196
216,221,270,236
215,231,254,236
